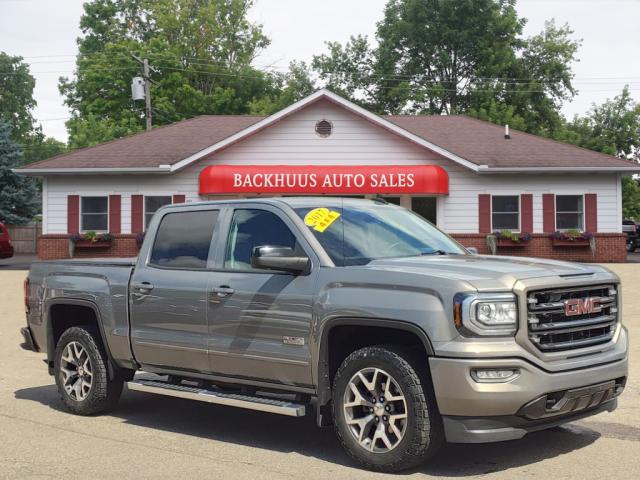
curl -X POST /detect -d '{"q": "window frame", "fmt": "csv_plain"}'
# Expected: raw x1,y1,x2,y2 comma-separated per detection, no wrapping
146,207,221,271
490,195,521,232
80,196,109,233
221,206,314,275
144,195,173,231
555,194,585,231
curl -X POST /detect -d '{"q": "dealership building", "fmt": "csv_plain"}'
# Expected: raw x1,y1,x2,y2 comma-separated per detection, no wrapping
17,90,640,262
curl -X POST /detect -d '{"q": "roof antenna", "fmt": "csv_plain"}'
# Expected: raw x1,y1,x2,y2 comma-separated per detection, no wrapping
504,124,510,140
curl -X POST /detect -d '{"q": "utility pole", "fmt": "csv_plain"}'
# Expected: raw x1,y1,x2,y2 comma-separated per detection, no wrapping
143,58,152,131
131,54,158,131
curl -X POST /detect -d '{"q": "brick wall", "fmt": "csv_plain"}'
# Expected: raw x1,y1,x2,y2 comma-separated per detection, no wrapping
37,235,141,260
451,233,627,263
38,233,627,263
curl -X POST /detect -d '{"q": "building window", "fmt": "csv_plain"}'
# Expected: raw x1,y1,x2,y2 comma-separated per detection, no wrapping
556,195,584,230
491,195,520,231
81,196,108,232
145,196,172,229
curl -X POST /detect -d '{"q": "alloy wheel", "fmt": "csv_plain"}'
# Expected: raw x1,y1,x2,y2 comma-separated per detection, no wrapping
59,341,93,401
343,367,408,453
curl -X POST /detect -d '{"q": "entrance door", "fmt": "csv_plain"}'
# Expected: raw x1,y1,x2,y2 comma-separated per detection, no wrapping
412,197,437,224
129,208,220,373
207,205,316,387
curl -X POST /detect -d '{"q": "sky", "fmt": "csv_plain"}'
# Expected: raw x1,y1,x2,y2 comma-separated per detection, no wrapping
1,0,639,142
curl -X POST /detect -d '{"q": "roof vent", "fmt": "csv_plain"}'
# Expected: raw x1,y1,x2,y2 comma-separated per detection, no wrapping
504,124,511,140
315,119,333,137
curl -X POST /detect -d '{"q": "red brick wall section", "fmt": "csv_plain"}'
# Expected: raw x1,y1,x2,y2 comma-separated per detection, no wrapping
38,233,627,263
452,233,627,263
38,235,141,260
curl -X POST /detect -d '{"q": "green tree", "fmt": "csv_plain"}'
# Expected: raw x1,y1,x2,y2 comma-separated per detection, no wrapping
0,52,67,164
558,87,640,219
312,0,579,135
60,0,307,147
0,52,37,142
0,121,39,224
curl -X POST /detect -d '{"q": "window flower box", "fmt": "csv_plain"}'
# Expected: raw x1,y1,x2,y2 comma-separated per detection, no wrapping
551,230,593,248
74,239,112,249
69,232,112,257
496,238,530,248
486,231,531,254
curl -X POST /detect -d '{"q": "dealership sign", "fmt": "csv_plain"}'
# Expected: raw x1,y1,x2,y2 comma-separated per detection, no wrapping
199,165,449,195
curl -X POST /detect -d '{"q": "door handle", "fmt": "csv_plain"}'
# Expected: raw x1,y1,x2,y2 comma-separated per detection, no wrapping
212,286,235,297
131,282,154,294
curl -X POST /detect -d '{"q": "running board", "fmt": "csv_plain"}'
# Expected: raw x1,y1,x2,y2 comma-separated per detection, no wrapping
126,379,306,417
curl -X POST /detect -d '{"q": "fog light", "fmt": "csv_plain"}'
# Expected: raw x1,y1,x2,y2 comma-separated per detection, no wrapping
471,368,519,383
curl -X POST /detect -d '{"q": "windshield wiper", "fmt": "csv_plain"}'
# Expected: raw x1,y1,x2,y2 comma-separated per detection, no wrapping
419,249,449,256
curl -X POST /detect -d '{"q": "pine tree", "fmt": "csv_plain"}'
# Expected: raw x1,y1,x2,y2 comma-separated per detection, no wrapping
0,120,39,224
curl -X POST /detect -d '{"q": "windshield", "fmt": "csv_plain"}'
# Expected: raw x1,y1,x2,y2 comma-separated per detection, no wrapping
294,201,466,266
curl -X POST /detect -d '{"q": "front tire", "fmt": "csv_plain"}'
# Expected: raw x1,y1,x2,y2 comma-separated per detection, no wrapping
332,346,443,472
54,326,123,415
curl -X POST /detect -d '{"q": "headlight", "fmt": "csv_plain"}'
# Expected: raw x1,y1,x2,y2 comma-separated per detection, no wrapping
454,292,518,336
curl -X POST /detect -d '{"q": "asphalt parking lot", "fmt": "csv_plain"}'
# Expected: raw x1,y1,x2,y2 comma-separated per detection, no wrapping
1,266,639,479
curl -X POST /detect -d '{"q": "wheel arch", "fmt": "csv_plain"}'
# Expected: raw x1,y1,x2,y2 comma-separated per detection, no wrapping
316,317,435,416
44,298,114,376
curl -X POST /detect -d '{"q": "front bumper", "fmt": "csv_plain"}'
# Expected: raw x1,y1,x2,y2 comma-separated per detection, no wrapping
429,354,628,443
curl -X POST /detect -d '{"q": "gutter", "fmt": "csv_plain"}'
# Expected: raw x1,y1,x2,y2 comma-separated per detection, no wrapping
477,166,640,174
13,165,173,176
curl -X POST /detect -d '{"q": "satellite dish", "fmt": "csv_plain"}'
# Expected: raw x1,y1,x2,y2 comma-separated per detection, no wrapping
131,77,145,101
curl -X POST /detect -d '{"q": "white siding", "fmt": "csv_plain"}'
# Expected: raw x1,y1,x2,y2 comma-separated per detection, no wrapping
43,99,622,234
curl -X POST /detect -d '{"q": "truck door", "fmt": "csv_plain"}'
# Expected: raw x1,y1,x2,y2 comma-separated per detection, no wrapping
130,207,221,373
207,205,316,388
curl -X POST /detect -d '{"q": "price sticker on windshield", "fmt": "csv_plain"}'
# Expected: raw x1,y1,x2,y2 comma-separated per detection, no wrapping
304,208,341,233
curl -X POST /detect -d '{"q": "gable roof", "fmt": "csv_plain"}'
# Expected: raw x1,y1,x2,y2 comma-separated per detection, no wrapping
17,89,640,175
386,115,639,172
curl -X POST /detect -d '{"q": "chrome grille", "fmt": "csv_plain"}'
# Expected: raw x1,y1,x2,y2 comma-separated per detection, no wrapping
527,284,618,352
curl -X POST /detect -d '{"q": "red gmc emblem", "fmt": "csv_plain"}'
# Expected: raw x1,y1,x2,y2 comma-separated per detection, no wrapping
565,297,602,316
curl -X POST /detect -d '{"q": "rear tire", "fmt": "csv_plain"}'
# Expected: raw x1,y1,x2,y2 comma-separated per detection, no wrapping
332,346,443,472
54,326,124,415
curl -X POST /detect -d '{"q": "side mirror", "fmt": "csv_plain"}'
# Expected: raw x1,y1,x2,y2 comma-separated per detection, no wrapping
251,246,309,274
466,247,478,255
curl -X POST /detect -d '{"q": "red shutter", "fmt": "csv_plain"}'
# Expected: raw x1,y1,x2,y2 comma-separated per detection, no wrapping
585,193,598,232
520,194,533,233
131,195,144,234
109,195,121,234
67,195,79,234
478,194,491,234
172,194,186,204
542,194,555,233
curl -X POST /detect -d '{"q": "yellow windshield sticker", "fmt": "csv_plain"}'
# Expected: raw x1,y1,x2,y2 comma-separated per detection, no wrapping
304,208,341,232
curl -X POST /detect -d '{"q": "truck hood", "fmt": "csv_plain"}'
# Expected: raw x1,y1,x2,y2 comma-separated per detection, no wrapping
366,254,613,291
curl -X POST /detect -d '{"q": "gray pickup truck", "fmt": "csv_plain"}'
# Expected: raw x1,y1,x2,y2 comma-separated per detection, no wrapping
21,197,628,472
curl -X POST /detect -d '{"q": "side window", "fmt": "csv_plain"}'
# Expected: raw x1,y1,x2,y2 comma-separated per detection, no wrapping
150,210,218,269
225,209,301,270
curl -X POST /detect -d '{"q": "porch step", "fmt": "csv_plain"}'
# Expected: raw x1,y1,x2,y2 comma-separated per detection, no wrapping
126,379,306,417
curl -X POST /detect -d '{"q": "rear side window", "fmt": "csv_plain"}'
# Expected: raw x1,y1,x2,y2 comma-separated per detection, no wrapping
150,210,218,269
